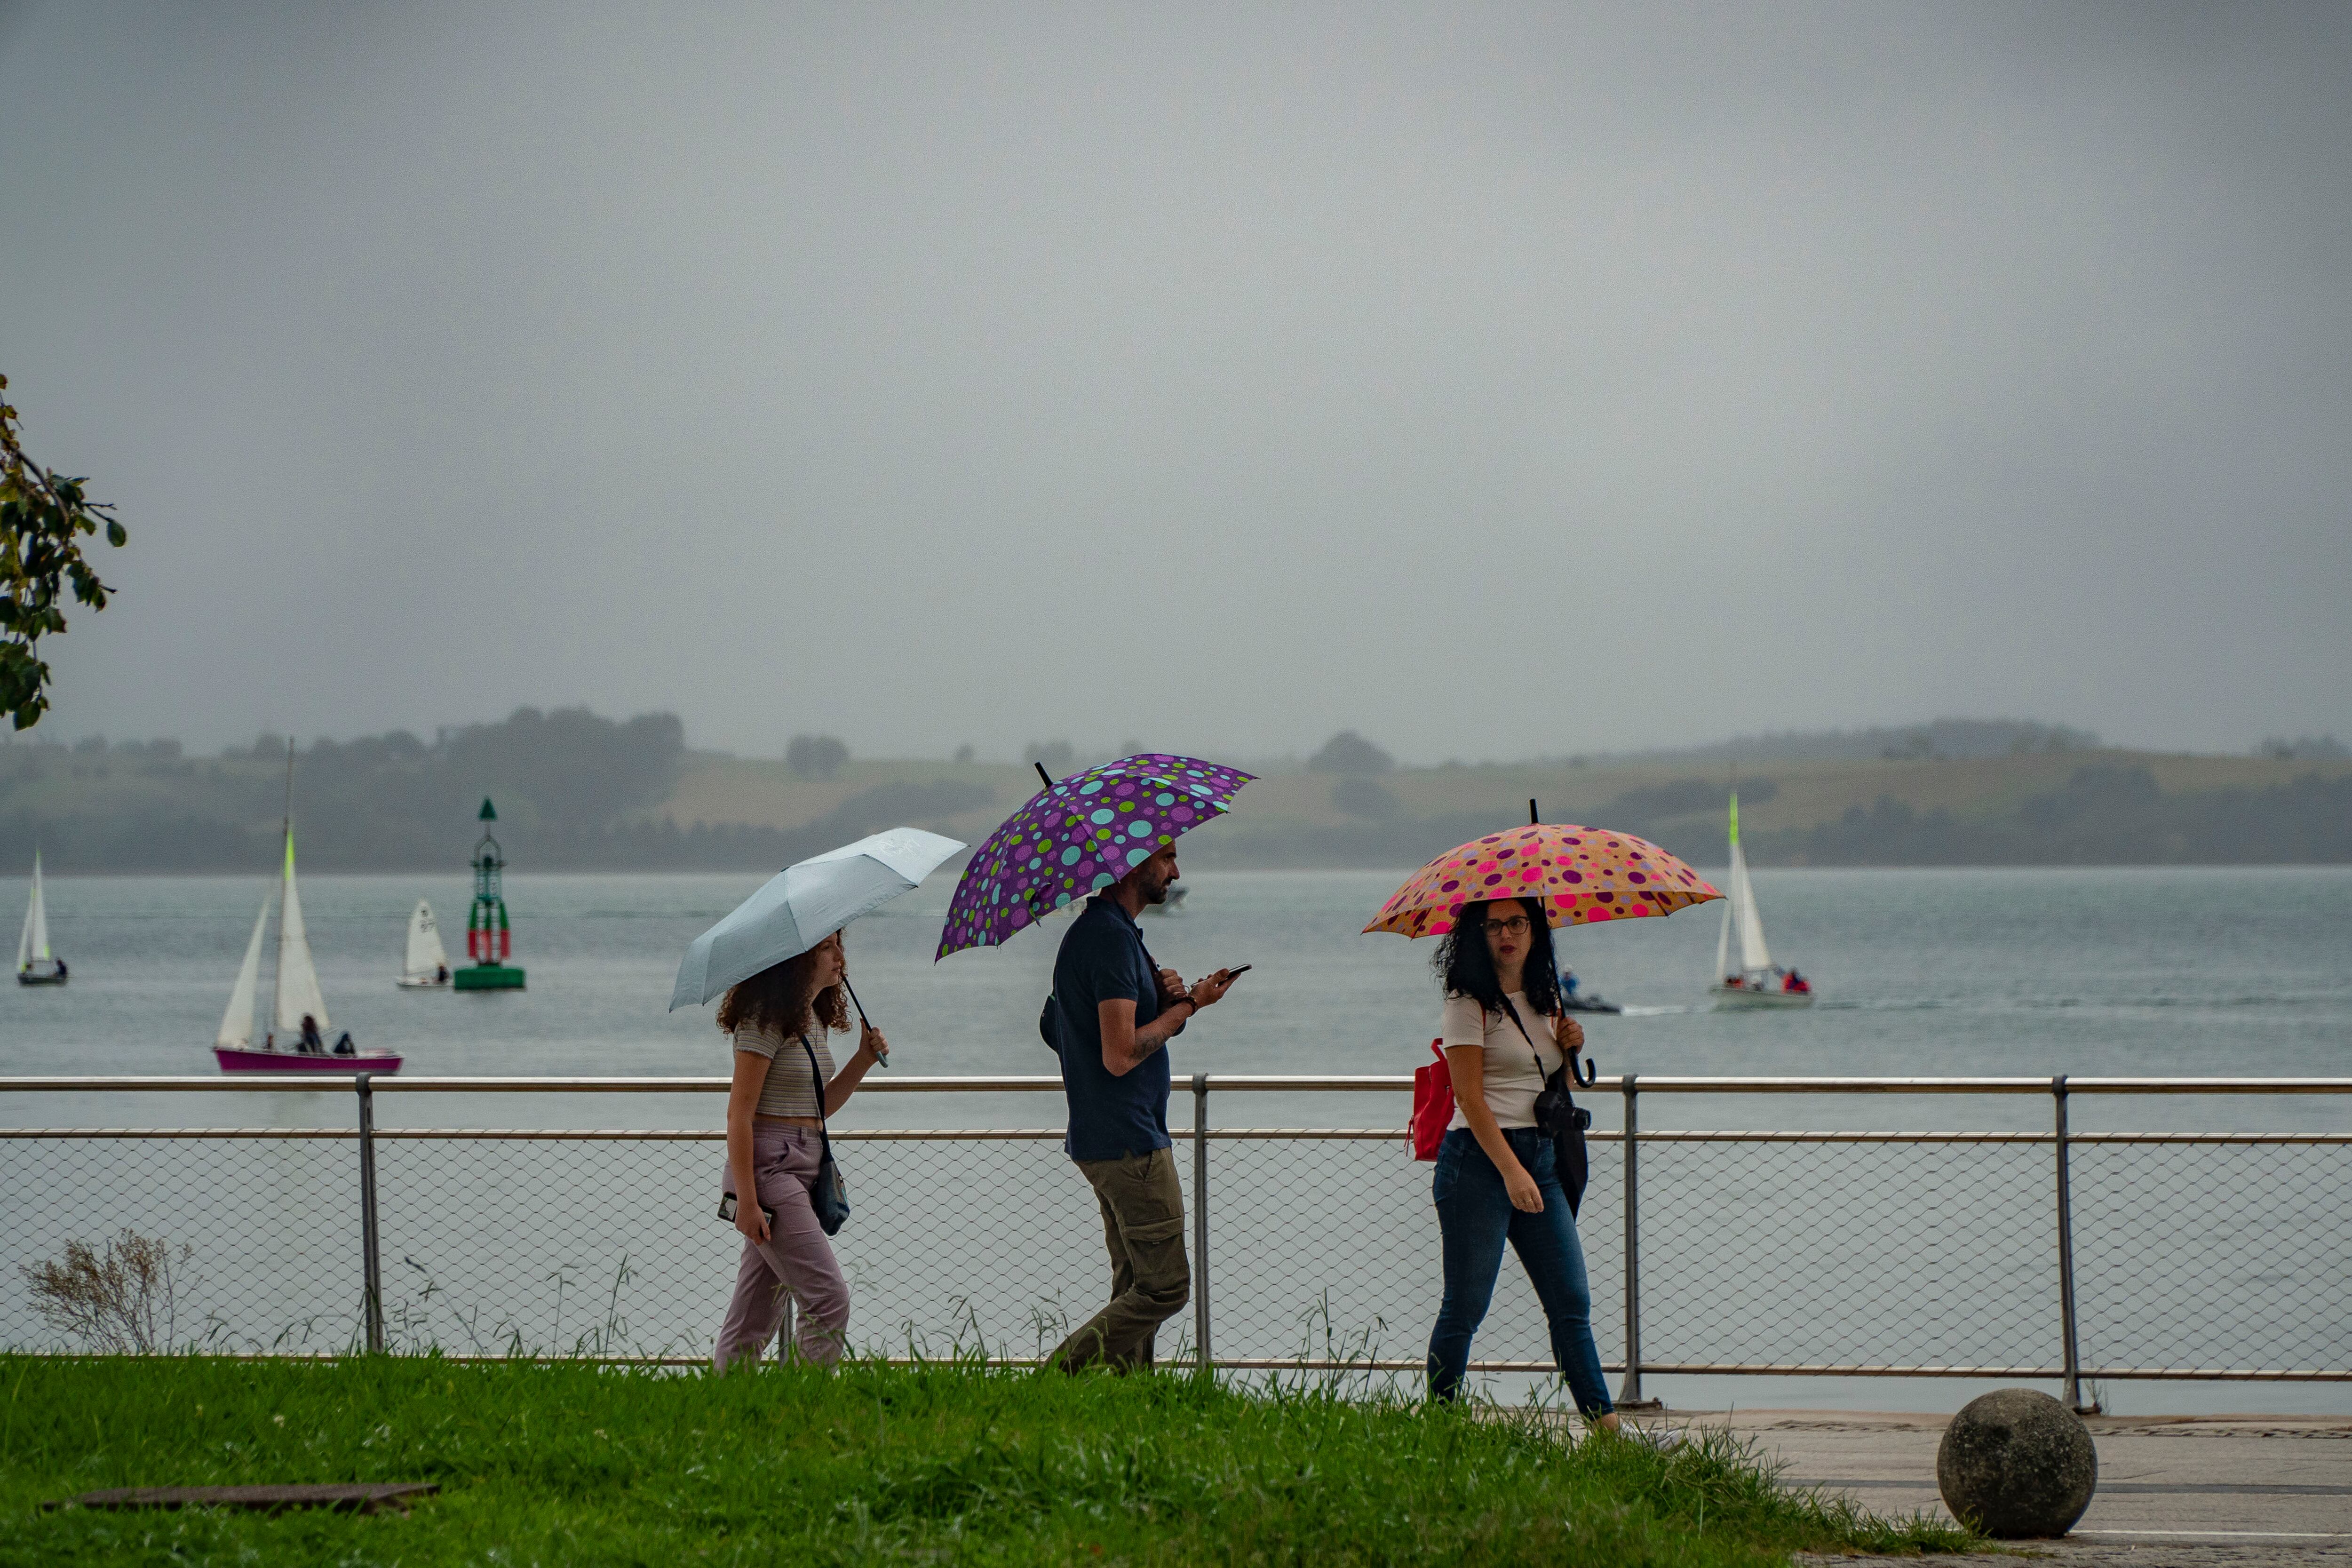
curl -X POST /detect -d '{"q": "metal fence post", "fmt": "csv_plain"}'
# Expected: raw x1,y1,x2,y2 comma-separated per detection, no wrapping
2053,1074,2091,1412
1192,1072,1211,1372
356,1073,385,1353
1617,1074,1657,1408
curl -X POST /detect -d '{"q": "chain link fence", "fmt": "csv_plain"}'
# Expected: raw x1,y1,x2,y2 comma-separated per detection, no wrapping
2,1076,2346,1403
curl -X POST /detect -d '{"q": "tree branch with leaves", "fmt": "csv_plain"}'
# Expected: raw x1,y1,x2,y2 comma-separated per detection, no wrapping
0,372,127,730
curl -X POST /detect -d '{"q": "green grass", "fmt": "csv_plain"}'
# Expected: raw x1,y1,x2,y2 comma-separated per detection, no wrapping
0,1355,1974,1565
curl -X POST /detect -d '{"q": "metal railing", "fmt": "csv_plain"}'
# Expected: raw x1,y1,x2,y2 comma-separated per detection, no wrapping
2,1074,2345,1407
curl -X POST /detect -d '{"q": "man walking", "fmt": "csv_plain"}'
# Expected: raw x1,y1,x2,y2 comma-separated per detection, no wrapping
1045,842,1235,1372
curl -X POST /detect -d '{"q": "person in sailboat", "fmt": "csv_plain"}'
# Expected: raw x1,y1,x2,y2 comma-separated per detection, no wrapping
299,1013,325,1054
437,963,449,985
713,928,889,1371
333,1029,357,1057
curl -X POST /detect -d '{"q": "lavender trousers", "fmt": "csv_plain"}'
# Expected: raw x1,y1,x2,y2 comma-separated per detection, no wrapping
714,1124,850,1370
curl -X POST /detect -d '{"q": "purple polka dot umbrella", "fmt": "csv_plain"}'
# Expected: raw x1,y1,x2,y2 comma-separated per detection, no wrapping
936,754,1255,959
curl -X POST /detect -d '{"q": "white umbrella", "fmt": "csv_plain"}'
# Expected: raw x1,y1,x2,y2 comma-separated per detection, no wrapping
668,827,965,1012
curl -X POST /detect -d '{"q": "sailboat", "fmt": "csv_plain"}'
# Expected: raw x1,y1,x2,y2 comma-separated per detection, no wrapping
1708,790,1814,1010
396,900,451,988
16,849,66,985
212,749,401,1072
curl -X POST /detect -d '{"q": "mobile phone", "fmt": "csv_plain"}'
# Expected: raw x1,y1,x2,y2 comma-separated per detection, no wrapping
1221,964,1252,980
717,1193,776,1226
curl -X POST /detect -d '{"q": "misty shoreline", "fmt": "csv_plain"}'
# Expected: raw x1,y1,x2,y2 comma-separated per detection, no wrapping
6,709,2347,875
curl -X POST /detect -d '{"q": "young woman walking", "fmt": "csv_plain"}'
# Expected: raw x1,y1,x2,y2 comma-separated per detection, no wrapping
713,929,887,1369
1426,896,1622,1431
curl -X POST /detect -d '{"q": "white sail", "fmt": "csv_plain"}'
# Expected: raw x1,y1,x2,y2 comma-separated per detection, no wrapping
1731,837,1772,972
216,896,271,1048
1713,870,1733,981
272,832,331,1035
19,849,51,969
402,899,448,979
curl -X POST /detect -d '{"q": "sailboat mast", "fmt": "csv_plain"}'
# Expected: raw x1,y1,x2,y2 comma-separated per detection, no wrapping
271,739,293,1033
1713,797,1733,983
1729,786,1746,965
1727,764,1751,970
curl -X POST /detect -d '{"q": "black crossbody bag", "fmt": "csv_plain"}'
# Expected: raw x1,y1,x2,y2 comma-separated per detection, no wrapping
1499,997,1594,1218
800,1034,850,1235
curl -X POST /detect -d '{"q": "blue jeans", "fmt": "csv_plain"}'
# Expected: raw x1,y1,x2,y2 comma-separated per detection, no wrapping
1427,1126,1615,1418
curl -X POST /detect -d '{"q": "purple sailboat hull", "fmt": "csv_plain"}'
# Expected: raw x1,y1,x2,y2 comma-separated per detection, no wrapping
212,1046,403,1074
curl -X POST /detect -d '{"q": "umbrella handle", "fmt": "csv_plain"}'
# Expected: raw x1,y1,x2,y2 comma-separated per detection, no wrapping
842,978,886,1067
1573,1054,1598,1088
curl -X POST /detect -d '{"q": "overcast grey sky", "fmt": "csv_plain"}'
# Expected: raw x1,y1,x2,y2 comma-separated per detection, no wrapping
3,1,2346,763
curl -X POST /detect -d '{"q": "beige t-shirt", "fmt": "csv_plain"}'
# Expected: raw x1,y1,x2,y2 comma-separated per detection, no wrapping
731,1018,838,1119
1441,990,1564,1130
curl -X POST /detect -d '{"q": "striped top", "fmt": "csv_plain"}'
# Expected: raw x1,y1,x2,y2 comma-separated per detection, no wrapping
731,1018,837,1120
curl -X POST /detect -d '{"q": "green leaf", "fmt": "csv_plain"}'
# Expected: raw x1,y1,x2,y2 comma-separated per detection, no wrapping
0,380,125,731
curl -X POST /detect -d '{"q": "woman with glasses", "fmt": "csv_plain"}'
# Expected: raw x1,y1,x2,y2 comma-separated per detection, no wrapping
1425,896,1623,1432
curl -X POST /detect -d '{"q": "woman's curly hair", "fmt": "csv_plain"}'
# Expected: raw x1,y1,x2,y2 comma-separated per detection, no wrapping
1432,897,1563,1018
717,942,850,1040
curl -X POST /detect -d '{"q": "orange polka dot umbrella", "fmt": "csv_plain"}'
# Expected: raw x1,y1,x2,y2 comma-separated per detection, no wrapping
1364,822,1721,939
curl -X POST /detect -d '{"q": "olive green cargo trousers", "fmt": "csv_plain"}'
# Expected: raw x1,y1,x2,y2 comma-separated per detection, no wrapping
1049,1146,1191,1373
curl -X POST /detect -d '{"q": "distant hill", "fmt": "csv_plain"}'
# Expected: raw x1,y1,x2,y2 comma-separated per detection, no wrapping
1175,749,2352,869
1563,718,2102,767
655,745,2352,870
0,709,997,872
5,711,2347,871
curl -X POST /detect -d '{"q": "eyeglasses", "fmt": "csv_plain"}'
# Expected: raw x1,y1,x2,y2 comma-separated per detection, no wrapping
1482,915,1532,937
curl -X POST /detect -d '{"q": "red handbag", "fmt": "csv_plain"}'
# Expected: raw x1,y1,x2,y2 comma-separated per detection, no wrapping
1411,1039,1454,1160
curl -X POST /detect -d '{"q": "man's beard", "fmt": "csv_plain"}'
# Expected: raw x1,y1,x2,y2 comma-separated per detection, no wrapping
1141,868,1175,905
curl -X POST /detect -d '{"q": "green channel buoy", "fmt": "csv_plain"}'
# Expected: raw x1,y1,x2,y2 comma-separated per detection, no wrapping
457,798,526,990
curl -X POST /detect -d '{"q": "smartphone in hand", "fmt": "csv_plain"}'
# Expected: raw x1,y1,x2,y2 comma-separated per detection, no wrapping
1221,964,1253,981
717,1193,776,1226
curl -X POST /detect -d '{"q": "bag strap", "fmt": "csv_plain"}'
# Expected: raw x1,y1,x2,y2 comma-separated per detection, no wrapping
799,1033,834,1162
1496,995,1552,1078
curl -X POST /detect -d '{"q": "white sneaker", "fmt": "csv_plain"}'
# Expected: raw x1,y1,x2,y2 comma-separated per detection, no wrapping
1620,1423,1685,1453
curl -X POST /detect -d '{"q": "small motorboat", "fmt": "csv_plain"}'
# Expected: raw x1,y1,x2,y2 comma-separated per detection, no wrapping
213,749,402,1074
17,848,67,986
1556,968,1620,1013
1708,789,1815,1011
397,899,452,988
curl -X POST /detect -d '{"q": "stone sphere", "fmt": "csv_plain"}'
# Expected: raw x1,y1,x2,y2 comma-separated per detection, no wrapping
1936,1389,2098,1538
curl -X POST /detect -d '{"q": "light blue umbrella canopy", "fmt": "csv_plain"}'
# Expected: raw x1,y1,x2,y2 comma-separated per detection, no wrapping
669,827,965,1011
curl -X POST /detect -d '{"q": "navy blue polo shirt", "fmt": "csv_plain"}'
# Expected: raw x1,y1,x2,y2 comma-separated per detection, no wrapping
1049,897,1171,1162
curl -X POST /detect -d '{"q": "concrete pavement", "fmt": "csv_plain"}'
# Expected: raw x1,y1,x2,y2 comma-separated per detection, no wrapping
1653,1408,2352,1564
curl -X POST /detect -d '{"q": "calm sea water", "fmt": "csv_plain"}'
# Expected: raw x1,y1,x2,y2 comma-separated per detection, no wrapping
4,868,2346,1413
5,866,2346,1122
